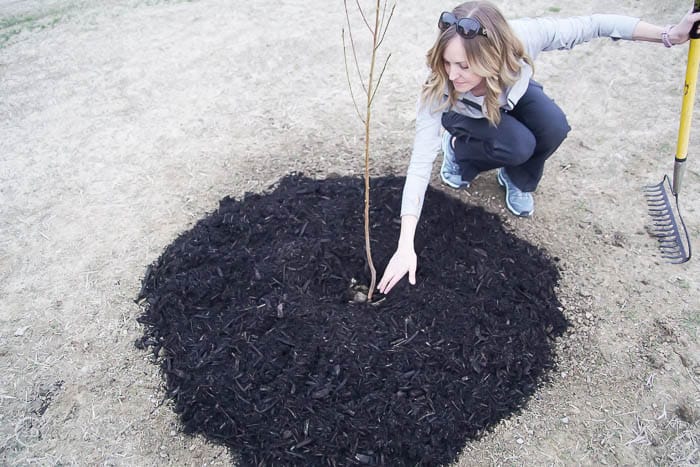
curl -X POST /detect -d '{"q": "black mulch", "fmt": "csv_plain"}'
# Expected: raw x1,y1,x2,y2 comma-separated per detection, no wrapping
135,173,568,467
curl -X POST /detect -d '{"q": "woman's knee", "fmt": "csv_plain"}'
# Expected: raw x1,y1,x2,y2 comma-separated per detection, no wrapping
531,114,570,157
548,113,571,146
490,127,536,166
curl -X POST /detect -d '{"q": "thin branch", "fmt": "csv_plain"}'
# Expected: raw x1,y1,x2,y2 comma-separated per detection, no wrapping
342,29,367,124
380,0,388,31
355,0,374,35
344,0,368,96
369,53,391,106
378,0,390,38
376,1,397,50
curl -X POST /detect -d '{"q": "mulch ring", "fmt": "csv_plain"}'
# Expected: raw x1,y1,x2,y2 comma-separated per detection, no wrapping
135,173,568,466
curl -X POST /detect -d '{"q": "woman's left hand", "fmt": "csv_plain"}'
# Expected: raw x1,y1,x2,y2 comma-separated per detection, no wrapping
669,9,700,45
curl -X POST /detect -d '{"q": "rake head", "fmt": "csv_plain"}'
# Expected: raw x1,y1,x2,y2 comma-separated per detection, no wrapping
644,175,692,264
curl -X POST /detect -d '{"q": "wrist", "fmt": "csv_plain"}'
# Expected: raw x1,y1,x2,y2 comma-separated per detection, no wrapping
397,231,415,251
661,24,674,47
397,238,415,252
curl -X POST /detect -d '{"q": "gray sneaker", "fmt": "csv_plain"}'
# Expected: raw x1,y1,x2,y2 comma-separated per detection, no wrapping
497,168,534,217
440,131,470,189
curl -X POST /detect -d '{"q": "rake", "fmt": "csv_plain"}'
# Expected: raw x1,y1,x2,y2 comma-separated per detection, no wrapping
645,4,700,264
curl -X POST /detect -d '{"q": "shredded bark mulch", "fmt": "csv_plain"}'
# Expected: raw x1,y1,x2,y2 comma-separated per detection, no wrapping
135,173,567,466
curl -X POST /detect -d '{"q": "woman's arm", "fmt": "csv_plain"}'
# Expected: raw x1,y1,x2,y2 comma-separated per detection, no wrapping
512,9,700,61
378,99,442,294
400,101,443,219
632,9,700,45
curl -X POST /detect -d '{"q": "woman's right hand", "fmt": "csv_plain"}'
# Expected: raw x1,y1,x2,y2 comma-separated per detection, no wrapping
377,247,417,294
669,8,700,45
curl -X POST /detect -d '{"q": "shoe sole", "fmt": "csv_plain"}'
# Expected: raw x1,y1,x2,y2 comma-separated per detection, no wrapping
440,167,468,189
497,170,533,217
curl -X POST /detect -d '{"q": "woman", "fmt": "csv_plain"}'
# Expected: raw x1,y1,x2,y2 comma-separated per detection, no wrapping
378,1,700,294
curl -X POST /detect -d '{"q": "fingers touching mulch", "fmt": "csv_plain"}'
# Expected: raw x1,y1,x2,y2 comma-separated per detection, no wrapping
136,174,567,466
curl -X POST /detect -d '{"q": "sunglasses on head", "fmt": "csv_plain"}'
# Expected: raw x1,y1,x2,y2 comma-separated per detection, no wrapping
438,11,488,38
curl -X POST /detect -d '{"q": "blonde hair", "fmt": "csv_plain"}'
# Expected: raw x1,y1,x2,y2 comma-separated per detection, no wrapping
422,1,533,126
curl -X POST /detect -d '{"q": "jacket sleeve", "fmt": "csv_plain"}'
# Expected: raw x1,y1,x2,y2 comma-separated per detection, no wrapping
511,14,640,60
400,99,442,218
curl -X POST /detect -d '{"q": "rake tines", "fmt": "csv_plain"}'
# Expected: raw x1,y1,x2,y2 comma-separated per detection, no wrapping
644,175,691,264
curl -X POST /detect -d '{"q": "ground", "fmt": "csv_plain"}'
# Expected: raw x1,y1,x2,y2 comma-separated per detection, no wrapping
1,0,699,465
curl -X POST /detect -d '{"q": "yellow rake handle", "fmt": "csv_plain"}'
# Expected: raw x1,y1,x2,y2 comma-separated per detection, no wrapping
676,39,700,163
673,3,700,194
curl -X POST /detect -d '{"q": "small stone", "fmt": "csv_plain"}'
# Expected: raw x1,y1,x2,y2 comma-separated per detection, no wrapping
561,416,569,424
353,291,367,303
14,326,30,337
516,438,524,444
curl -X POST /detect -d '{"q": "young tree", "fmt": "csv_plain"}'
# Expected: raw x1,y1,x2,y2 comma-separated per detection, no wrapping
343,0,396,302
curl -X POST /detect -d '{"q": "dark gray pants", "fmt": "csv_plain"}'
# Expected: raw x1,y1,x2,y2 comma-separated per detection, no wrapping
441,81,570,192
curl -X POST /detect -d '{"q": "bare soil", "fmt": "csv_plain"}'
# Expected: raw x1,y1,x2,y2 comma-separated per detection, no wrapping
1,0,698,465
